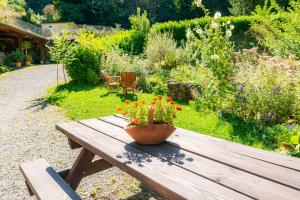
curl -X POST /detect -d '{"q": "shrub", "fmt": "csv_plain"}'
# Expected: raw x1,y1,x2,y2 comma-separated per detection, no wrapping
65,45,102,85
145,32,185,70
233,50,300,125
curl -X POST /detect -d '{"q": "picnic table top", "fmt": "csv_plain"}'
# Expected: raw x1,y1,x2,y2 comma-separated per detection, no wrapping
56,115,300,200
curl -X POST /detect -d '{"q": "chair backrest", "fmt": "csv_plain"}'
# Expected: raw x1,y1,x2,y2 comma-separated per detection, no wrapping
121,72,136,88
102,71,114,84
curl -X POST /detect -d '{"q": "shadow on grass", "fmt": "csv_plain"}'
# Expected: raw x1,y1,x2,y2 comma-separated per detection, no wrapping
54,81,98,93
118,93,138,102
220,112,274,149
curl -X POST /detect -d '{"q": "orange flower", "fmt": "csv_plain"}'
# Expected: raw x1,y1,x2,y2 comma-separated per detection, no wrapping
157,95,163,100
151,101,156,106
166,97,172,102
116,106,123,112
170,101,175,105
172,114,177,119
132,118,141,124
125,100,130,104
140,99,146,105
152,98,157,101
134,102,139,107
176,105,183,111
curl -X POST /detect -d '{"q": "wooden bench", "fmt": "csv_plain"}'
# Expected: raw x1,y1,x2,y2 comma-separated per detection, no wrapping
20,159,81,200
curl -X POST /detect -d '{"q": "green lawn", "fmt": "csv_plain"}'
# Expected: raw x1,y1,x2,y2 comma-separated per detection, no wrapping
47,82,270,150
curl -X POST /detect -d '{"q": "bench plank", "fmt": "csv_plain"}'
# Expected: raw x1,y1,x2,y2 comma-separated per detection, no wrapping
79,118,300,199
56,122,251,200
20,159,81,200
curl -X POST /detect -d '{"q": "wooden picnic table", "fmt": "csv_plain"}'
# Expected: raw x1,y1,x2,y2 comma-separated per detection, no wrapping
56,115,300,200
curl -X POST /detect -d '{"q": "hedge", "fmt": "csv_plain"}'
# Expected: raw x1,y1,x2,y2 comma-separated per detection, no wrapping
76,30,146,55
151,16,258,45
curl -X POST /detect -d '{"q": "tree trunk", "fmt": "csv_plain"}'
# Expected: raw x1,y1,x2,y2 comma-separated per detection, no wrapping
62,62,66,84
57,63,59,86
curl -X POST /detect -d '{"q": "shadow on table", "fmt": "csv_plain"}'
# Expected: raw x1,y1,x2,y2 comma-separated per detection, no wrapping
119,142,193,168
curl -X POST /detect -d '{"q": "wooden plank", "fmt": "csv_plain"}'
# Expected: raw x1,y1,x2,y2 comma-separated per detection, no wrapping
80,118,300,199
111,115,300,171
98,116,300,190
59,158,113,179
20,159,81,200
66,148,95,190
56,122,251,200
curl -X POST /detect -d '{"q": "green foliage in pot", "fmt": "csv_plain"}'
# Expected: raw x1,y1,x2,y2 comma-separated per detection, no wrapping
13,49,24,62
24,55,32,62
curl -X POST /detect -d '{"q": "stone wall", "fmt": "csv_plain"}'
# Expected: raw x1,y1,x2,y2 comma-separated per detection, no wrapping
167,80,198,101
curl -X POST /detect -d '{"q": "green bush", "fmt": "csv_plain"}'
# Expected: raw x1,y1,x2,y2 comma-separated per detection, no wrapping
145,32,180,70
0,65,9,74
151,15,257,47
65,45,102,85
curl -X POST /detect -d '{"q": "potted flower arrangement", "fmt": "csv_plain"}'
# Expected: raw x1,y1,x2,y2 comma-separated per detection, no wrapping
24,55,32,66
13,49,23,68
117,96,183,145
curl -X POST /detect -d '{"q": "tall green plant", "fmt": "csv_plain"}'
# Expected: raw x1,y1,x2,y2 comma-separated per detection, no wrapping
48,32,75,84
22,41,31,55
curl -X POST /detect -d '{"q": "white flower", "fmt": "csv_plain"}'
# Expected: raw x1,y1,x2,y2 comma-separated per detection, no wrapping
230,25,234,30
227,20,231,25
214,12,221,19
211,21,218,29
226,30,232,37
194,0,202,7
196,28,203,35
186,28,192,39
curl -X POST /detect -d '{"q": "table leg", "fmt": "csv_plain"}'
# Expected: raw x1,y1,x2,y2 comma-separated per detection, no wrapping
66,148,95,190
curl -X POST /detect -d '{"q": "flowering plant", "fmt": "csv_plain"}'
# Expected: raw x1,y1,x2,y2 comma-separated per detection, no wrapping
116,96,182,126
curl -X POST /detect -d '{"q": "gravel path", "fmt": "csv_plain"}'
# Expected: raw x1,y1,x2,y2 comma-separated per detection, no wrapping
0,65,163,200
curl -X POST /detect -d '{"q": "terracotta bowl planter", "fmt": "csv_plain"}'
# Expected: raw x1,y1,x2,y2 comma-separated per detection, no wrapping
15,62,22,68
125,124,176,145
25,61,31,66
40,61,44,65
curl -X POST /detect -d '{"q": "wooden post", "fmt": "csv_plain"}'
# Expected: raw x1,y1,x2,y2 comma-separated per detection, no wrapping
66,148,95,190
17,34,23,51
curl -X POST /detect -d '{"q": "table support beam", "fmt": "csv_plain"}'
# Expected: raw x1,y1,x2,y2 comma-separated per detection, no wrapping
66,148,95,190
59,158,113,180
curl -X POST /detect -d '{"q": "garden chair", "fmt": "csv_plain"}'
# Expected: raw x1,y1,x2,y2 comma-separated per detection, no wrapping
121,72,137,94
101,71,121,92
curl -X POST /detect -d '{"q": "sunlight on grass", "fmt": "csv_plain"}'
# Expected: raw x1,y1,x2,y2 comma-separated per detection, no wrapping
47,83,267,149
